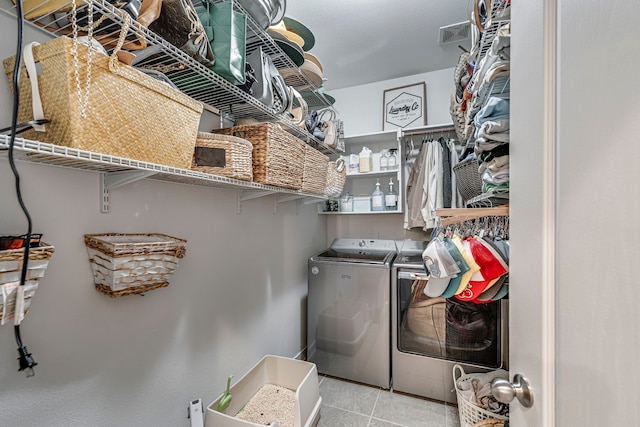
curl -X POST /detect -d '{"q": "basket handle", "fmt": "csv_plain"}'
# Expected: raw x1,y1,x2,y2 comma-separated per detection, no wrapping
21,42,46,132
453,364,466,384
108,10,133,74
335,158,345,173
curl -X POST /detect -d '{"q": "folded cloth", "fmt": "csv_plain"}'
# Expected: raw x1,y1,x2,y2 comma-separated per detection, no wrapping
468,33,510,95
484,64,510,84
491,34,511,60
478,119,510,142
479,144,510,163
474,97,510,128
482,181,510,195
483,169,510,185
475,137,508,153
478,155,510,175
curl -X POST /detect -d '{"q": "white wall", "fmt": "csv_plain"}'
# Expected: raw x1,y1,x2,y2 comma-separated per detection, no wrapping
331,67,454,137
0,15,327,426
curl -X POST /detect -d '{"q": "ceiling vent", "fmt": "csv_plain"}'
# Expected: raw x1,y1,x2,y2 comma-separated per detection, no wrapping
439,21,471,45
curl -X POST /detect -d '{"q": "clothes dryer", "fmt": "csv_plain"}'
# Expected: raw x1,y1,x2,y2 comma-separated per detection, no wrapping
391,240,508,403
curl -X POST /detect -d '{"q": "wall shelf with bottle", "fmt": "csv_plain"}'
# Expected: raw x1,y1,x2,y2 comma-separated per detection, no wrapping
319,129,402,214
319,123,459,215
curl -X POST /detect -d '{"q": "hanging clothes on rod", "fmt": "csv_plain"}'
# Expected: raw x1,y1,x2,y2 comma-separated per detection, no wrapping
403,132,462,231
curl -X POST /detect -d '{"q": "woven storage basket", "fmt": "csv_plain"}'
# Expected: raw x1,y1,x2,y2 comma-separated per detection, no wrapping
453,158,483,203
212,123,305,190
2,36,203,169
324,158,346,198
0,242,54,324
84,233,186,298
301,145,329,194
453,365,509,427
192,132,253,181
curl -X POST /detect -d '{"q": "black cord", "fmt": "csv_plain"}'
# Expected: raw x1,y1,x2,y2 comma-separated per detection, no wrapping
7,0,38,377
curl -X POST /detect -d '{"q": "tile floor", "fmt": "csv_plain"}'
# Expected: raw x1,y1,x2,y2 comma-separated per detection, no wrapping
317,376,461,427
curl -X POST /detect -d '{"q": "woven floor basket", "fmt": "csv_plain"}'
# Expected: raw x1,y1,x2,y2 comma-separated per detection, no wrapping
453,158,483,203
301,144,329,194
0,242,55,323
324,158,346,198
84,233,186,298
192,132,253,181
213,123,305,190
2,36,203,169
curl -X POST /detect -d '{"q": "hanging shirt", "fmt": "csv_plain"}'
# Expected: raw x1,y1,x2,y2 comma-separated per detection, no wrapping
404,142,428,230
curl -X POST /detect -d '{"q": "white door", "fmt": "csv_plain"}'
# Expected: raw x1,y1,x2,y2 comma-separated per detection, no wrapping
510,1,640,426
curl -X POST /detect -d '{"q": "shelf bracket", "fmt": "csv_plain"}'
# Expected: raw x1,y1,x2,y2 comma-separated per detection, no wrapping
236,190,278,214
100,170,157,213
273,194,309,214
302,197,327,205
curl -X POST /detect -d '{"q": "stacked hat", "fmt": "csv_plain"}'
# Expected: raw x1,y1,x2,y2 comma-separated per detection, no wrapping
421,238,460,297
269,16,337,105
455,236,507,303
475,237,509,302
441,235,480,298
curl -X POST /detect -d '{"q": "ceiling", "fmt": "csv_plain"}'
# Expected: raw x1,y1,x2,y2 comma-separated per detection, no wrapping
284,0,473,91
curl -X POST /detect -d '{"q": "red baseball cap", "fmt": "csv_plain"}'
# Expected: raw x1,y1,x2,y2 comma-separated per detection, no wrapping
455,237,507,302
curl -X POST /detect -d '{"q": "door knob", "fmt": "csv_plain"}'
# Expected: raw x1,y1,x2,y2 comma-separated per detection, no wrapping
490,374,534,408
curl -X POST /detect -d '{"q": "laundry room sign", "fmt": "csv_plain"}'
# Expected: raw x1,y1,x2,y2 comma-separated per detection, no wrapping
382,82,427,130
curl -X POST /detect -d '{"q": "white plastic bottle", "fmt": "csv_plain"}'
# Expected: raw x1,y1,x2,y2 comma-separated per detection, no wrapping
349,152,359,173
359,147,372,173
385,178,398,211
371,178,385,211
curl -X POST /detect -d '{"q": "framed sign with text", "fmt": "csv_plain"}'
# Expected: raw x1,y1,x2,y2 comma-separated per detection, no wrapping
382,82,427,131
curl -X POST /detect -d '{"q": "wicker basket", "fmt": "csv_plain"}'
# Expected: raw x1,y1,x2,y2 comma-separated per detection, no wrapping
192,132,253,181
0,242,55,324
84,233,186,298
324,158,346,198
301,145,329,194
213,123,305,190
453,365,509,427
2,36,203,169
453,158,483,203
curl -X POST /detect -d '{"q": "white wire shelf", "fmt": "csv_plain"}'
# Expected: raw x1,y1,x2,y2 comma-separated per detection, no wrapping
0,135,329,201
0,0,339,156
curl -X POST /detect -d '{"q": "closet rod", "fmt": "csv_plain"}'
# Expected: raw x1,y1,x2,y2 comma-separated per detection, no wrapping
400,125,456,138
436,205,509,226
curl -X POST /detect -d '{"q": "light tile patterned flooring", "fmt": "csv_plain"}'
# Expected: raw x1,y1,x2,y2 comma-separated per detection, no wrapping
318,376,461,427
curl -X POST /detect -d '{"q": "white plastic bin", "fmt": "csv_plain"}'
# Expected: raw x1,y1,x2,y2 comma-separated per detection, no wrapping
205,355,321,427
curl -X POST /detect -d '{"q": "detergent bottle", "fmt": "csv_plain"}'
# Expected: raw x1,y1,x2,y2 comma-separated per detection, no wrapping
358,147,372,173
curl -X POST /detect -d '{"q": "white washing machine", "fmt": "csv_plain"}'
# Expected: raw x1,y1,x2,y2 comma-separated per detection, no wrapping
307,238,396,389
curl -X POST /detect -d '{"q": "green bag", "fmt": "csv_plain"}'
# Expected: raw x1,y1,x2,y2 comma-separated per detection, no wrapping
196,0,246,85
